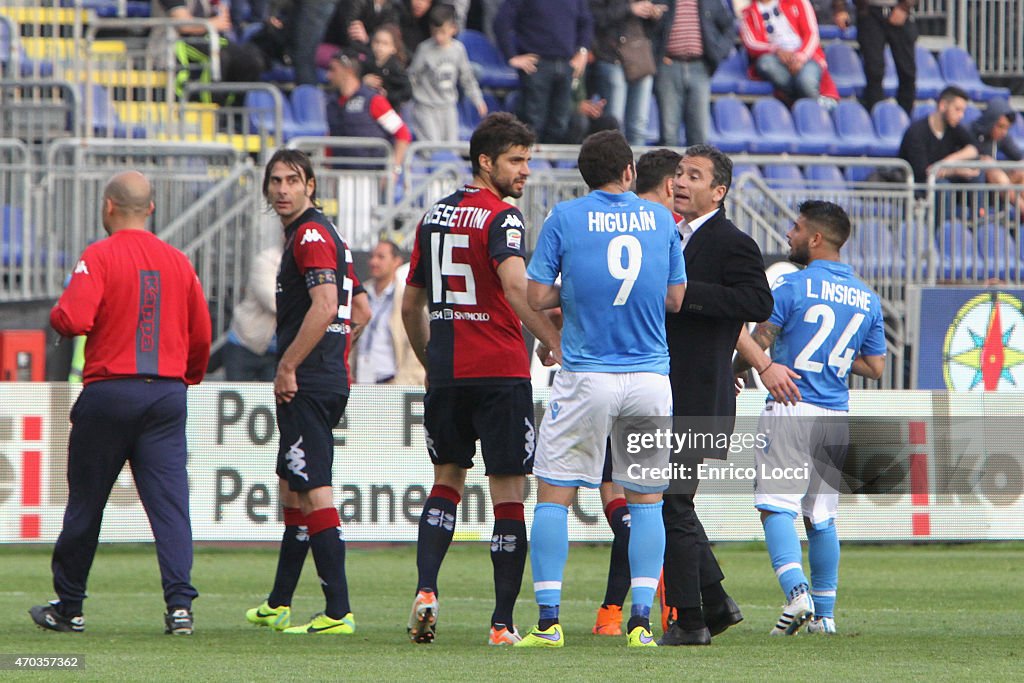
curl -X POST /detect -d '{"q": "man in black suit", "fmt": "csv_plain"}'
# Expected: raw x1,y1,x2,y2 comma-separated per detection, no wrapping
659,144,774,646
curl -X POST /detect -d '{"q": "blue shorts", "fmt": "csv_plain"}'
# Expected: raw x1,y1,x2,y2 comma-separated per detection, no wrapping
275,391,347,491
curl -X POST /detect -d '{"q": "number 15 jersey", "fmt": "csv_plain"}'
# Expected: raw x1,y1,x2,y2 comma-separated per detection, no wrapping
407,185,531,386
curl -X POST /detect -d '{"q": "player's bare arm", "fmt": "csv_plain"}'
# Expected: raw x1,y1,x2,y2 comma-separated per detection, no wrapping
526,279,561,311
349,291,371,344
535,308,563,366
734,323,802,405
401,285,430,372
275,281,337,404
850,354,885,380
498,257,563,366
665,283,686,312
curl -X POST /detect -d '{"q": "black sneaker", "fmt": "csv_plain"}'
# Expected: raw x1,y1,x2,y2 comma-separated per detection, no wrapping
29,601,85,633
164,608,194,635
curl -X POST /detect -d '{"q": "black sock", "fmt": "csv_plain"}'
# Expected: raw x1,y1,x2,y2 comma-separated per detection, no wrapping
490,502,527,627
306,507,350,619
416,485,460,594
602,499,631,607
268,508,309,608
627,615,651,632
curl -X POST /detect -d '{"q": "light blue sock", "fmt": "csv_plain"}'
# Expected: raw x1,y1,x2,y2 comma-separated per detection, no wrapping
807,521,839,618
627,501,664,613
762,511,808,598
530,503,569,611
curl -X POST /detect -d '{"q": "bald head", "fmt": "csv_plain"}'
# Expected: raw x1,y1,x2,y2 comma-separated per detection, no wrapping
105,171,153,215
102,170,153,234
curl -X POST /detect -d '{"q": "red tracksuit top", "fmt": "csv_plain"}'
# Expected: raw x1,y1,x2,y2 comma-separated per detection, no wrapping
51,229,212,385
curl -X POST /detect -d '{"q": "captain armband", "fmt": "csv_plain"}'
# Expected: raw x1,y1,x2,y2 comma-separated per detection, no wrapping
305,268,337,289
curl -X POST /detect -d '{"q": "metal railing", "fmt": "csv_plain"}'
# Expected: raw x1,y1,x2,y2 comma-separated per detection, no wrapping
287,137,397,251
0,139,37,301
953,0,1024,78
926,159,1024,285
0,80,80,162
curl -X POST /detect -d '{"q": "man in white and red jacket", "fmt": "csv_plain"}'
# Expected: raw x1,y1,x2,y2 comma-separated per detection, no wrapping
740,0,839,104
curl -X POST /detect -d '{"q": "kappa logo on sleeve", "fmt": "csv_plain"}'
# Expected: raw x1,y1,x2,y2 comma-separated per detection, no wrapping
74,260,90,275
501,213,524,229
300,228,326,245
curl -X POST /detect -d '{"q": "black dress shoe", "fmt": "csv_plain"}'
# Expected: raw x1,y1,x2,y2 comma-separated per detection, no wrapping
704,597,743,636
656,623,711,646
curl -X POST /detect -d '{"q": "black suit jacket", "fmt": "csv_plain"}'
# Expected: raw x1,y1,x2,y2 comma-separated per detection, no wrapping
667,208,774,426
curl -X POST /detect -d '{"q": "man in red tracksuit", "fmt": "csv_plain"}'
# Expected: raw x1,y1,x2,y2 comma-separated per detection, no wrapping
30,170,211,636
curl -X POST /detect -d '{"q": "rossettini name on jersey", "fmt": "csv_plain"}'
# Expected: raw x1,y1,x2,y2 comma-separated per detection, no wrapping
407,185,531,385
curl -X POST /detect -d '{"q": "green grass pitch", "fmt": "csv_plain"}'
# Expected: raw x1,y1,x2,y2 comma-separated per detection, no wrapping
1,542,1021,680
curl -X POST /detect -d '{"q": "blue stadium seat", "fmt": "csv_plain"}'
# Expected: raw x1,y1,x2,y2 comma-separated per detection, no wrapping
911,101,935,121
871,101,910,157
793,98,863,156
882,47,898,98
824,43,866,97
805,164,847,186
938,46,1011,101
81,83,147,139
939,220,978,280
844,165,876,183
710,50,774,96
834,100,888,156
0,19,54,77
458,29,518,90
914,46,946,100
753,98,817,154
290,84,329,137
762,164,806,190
732,163,763,182
245,89,302,140
710,97,751,153
2,205,25,267
71,0,151,17
962,103,982,129
977,222,1019,280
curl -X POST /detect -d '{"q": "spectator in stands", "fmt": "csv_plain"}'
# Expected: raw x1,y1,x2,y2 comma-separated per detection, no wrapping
740,0,840,106
568,75,620,143
652,0,735,146
971,99,1024,212
364,23,413,111
401,0,434,55
833,0,917,117
350,240,425,385
590,1,666,147
223,244,282,381
286,0,342,84
326,49,412,174
494,0,594,143
325,0,405,55
153,0,268,86
409,4,487,141
898,85,978,187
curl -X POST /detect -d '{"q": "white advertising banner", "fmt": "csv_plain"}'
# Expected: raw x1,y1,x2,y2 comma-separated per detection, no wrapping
0,383,1021,543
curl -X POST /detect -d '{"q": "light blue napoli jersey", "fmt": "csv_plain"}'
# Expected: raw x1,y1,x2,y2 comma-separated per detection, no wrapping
769,260,886,410
527,190,686,373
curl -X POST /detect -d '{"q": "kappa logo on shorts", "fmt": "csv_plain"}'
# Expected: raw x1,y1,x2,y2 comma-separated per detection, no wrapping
524,417,535,464
300,228,326,245
491,533,518,552
549,402,561,420
424,428,439,460
286,436,309,481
